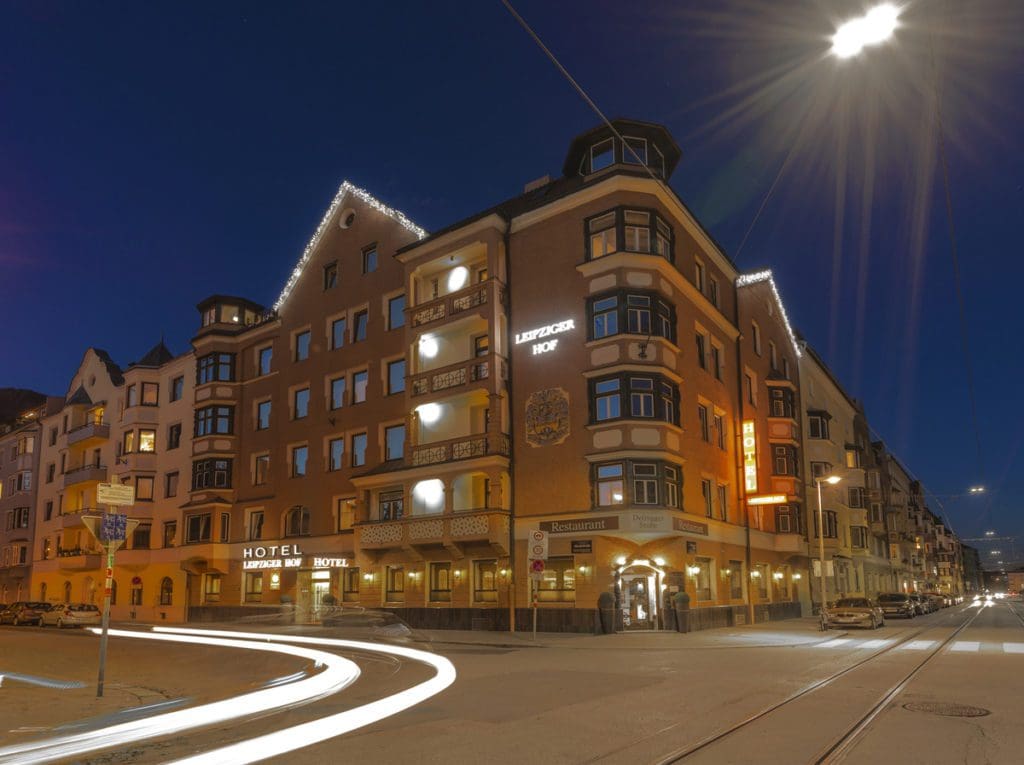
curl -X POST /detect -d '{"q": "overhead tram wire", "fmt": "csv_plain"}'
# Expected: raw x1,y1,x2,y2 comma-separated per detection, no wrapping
499,0,664,185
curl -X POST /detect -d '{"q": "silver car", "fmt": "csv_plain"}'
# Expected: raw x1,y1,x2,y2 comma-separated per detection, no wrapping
826,597,886,629
40,602,101,629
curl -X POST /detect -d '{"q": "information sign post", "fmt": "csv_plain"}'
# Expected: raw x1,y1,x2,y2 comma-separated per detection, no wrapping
528,530,548,641
85,484,139,697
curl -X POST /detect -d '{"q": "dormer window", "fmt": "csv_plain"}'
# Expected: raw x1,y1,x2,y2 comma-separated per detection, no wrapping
202,307,216,327
591,139,614,172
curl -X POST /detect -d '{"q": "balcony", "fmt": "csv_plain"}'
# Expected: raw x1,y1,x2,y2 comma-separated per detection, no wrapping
410,278,504,329
411,432,510,467
357,508,510,554
57,548,103,571
67,422,110,447
113,452,158,474
410,353,507,399
61,508,100,530
61,464,108,489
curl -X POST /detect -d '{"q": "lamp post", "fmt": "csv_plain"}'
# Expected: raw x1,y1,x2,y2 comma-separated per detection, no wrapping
815,475,842,630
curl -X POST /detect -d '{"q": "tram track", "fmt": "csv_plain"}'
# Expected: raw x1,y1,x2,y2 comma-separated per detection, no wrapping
583,604,976,765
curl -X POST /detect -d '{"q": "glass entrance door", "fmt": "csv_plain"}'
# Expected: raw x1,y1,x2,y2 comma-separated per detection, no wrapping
621,571,658,630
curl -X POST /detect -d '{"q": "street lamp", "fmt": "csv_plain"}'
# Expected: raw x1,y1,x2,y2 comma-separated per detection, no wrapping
815,474,842,630
969,486,985,494
831,3,901,59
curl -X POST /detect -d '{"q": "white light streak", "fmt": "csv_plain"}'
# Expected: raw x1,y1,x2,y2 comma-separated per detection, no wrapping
0,629,361,765
832,3,901,59
736,270,802,358
153,627,457,765
274,181,428,312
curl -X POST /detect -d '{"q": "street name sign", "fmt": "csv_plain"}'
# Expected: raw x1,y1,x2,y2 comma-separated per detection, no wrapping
97,483,135,506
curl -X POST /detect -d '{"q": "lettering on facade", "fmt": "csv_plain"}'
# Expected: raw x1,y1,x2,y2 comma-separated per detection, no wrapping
515,319,575,356
630,512,669,531
242,544,304,559
312,557,349,569
541,516,620,534
571,540,593,554
742,420,758,493
674,518,710,536
525,387,571,447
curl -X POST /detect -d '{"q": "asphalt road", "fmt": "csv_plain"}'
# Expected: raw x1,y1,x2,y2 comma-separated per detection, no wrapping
1,600,1022,764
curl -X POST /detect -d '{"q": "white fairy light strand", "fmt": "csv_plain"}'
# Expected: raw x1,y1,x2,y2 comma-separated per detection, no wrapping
736,269,802,358
273,181,428,311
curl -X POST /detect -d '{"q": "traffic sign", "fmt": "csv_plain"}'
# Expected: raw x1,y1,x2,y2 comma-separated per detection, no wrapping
100,513,128,542
530,558,545,581
529,529,548,560
98,483,135,506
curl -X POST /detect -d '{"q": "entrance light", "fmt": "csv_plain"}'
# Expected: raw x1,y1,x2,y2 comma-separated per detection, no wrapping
654,557,666,567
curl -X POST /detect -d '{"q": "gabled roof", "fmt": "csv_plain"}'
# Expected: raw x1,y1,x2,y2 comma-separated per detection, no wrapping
273,181,428,311
66,385,93,406
92,349,124,386
736,270,801,358
132,340,174,369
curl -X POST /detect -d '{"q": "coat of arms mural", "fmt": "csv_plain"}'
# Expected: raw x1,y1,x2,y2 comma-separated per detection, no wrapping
525,387,570,447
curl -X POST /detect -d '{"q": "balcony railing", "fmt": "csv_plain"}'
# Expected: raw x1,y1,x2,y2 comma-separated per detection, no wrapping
358,508,510,551
62,464,108,488
67,421,110,447
411,432,510,467
410,279,505,328
410,354,506,398
56,548,103,570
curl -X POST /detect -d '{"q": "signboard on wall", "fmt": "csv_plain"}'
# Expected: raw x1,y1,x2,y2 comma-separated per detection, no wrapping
742,420,758,492
673,518,709,536
571,540,593,554
541,516,620,534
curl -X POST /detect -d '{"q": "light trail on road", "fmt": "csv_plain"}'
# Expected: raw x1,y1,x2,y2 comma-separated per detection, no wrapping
0,628,362,765
152,626,458,765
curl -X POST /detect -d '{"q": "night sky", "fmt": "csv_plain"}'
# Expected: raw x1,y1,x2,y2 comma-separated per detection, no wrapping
2,2,1021,556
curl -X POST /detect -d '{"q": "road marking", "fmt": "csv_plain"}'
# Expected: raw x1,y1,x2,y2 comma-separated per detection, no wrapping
860,639,892,649
1002,642,1024,654
816,639,852,648
950,641,980,652
900,640,937,651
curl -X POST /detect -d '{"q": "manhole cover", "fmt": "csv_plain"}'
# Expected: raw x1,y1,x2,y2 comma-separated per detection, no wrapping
903,702,990,718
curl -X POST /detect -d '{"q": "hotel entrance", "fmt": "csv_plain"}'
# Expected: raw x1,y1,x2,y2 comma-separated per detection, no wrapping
296,570,333,622
619,565,660,630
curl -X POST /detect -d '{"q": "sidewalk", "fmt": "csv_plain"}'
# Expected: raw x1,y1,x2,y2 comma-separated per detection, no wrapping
411,616,847,651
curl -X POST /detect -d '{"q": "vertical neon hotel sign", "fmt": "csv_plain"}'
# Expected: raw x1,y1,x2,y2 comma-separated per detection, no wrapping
742,420,758,493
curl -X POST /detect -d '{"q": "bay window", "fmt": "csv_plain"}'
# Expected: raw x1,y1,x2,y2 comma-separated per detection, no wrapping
589,373,679,425
584,207,674,262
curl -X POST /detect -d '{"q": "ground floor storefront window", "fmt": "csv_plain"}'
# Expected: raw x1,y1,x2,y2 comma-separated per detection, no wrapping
386,565,405,602
245,572,263,602
537,556,575,603
474,559,497,603
430,562,451,602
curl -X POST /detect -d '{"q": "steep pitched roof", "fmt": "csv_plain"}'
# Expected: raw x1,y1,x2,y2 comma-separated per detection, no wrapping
273,181,428,311
66,385,93,406
736,270,802,359
132,340,174,369
92,349,124,386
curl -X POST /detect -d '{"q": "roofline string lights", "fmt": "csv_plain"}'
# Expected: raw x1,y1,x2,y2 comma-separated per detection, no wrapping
273,181,428,311
736,270,802,358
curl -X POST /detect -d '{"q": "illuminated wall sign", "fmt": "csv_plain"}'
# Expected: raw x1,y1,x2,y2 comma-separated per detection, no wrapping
742,420,758,493
312,557,349,569
747,494,788,506
244,557,302,570
243,544,304,559
515,319,575,355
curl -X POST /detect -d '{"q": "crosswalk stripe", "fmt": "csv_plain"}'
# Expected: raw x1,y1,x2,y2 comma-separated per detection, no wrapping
860,639,892,649
1002,643,1024,654
950,641,980,652
816,639,852,648
900,640,937,651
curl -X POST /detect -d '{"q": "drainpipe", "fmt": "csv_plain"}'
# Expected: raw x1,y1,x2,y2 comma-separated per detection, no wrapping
502,213,517,632
732,292,755,626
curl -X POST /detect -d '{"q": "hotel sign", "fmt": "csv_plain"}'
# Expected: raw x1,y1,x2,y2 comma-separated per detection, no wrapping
240,544,349,571
515,319,575,355
742,420,758,493
747,494,787,506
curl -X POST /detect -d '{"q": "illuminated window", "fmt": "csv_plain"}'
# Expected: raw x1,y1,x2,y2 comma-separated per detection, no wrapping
537,556,575,603
385,565,404,601
429,562,451,602
473,559,497,603
588,212,617,259
163,521,177,548
595,463,624,506
138,429,156,453
623,210,651,252
141,382,159,406
694,558,713,601
123,430,135,454
160,577,173,606
343,567,360,601
204,574,221,603
664,466,680,508
244,573,263,603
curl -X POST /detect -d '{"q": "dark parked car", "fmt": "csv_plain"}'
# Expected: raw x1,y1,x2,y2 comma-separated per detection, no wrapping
0,601,51,626
877,593,916,619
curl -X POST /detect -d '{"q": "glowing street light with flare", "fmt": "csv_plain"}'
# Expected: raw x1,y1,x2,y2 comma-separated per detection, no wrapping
831,3,901,59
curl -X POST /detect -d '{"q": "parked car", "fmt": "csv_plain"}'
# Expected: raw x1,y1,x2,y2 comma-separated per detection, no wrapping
924,594,947,610
0,601,51,626
40,602,101,629
877,593,916,619
826,598,886,629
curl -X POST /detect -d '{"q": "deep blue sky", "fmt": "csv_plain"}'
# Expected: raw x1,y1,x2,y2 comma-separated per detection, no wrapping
2,2,1021,557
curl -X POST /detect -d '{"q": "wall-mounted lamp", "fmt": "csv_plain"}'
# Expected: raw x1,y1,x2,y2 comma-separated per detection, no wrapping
499,568,508,578
453,569,463,580
653,557,666,567
362,572,374,582
722,568,732,577
615,556,627,567
792,573,802,581
772,571,785,581
750,570,762,579
686,565,701,576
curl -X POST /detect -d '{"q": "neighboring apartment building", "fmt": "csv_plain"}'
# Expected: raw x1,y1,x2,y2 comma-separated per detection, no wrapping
798,343,871,603
32,349,124,605
0,396,61,603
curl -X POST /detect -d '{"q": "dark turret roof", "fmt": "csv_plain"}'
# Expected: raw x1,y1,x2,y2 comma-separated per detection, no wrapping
132,340,174,369
66,385,93,406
